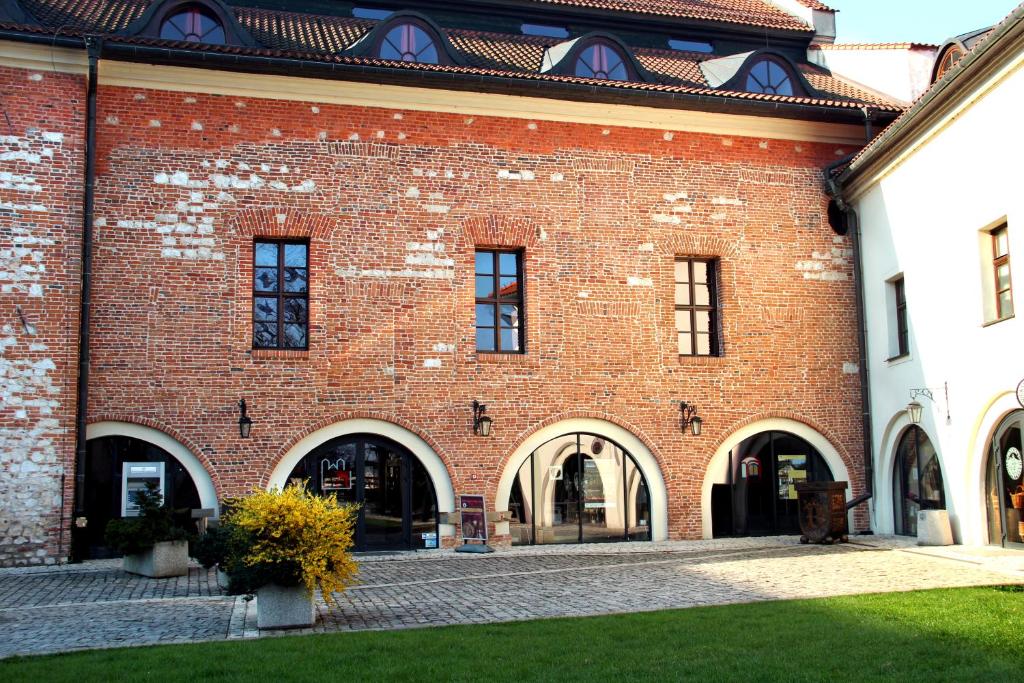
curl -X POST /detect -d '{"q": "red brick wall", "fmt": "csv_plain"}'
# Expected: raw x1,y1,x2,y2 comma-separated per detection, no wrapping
0,65,85,565
2,67,868,563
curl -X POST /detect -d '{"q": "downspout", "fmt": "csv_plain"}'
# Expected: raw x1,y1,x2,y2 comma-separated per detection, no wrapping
71,36,101,561
825,146,875,528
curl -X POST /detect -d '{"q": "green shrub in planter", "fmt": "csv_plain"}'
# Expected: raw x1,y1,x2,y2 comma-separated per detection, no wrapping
104,482,191,555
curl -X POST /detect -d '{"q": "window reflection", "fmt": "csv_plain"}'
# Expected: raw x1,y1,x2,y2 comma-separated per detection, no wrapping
379,24,439,64
745,58,794,95
575,44,628,81
893,426,945,536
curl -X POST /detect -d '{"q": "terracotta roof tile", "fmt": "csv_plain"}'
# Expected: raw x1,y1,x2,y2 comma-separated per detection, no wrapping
810,42,938,51
236,9,371,53
525,0,812,31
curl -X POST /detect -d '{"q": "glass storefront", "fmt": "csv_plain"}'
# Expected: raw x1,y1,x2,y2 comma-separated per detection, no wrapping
986,410,1024,548
892,426,945,536
79,436,201,559
717,431,833,536
287,434,438,551
507,433,651,545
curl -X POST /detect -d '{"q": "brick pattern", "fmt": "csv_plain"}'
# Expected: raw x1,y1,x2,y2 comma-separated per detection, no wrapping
1,65,868,563
0,66,84,566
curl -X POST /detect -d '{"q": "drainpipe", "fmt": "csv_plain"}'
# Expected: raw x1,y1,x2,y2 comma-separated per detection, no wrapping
71,36,101,562
825,151,875,528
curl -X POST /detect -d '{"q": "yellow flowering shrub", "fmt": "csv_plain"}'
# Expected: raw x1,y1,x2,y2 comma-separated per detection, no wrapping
225,484,359,605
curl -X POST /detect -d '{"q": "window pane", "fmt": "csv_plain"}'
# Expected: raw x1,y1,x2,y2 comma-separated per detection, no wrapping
674,261,690,283
500,328,520,352
675,284,690,305
476,327,495,351
693,261,708,284
678,332,692,355
476,303,495,327
475,252,494,275
254,322,277,348
255,267,278,292
284,244,307,267
695,310,710,333
254,297,277,321
476,275,495,299
499,252,518,276
694,284,710,306
994,229,1008,257
999,290,1014,317
283,323,307,348
255,242,278,266
675,310,691,332
284,298,308,323
696,333,711,355
500,305,519,329
499,276,519,298
284,268,308,293
997,263,1012,291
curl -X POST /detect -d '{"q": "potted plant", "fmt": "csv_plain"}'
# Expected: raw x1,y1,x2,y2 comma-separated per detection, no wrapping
104,482,191,578
216,484,359,629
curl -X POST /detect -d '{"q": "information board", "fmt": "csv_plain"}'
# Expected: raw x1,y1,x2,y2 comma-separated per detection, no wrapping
459,494,487,542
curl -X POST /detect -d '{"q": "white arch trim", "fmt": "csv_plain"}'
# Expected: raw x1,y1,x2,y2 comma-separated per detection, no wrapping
268,418,456,513
86,421,219,516
700,418,851,539
495,418,669,542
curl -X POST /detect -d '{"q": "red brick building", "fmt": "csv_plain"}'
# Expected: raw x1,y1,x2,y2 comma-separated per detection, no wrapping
0,0,901,564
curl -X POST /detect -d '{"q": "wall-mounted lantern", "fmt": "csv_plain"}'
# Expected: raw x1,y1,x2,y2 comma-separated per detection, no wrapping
238,399,253,439
680,401,702,436
906,383,950,425
472,400,492,437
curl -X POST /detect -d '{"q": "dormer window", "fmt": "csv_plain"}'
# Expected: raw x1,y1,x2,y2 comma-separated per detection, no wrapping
745,57,794,96
934,46,964,81
379,23,439,64
575,43,628,81
159,4,226,44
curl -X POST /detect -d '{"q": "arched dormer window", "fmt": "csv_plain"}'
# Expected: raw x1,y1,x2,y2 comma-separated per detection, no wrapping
159,4,225,44
745,57,794,95
574,42,628,81
934,46,964,82
379,22,438,64
123,0,256,47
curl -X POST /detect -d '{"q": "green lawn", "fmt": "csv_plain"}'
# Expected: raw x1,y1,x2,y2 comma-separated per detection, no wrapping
3,586,1022,681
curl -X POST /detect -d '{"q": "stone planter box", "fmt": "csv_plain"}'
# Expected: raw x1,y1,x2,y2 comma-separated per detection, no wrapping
256,583,316,629
216,568,230,589
917,509,954,546
123,540,189,578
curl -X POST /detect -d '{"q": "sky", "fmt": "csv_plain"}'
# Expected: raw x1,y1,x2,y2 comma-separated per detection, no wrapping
826,0,1019,45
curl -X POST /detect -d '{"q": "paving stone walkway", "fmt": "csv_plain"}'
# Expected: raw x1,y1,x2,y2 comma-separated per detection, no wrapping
2,536,1021,658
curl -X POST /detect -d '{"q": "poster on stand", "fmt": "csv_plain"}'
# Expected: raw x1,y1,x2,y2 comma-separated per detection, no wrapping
460,494,487,541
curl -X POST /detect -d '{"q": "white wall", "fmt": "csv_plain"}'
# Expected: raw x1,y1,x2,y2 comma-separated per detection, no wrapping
853,57,1024,544
811,47,937,104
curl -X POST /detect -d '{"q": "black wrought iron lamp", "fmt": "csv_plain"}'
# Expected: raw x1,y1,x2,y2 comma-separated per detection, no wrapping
238,399,253,439
472,400,492,437
680,401,702,436
906,383,950,425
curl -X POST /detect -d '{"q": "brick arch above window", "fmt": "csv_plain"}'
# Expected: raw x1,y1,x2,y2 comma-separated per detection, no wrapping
121,0,258,47
228,208,336,240
463,215,541,249
656,235,739,258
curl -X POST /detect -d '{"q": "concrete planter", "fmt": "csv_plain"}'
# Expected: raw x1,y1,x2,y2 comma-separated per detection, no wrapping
256,583,315,629
216,568,230,589
917,509,954,546
122,540,189,578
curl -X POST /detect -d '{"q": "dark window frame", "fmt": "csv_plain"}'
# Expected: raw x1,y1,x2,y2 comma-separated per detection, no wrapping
158,3,226,45
475,249,525,354
993,224,1014,320
894,276,909,357
372,17,448,65
674,257,720,357
573,40,634,81
742,56,801,96
252,238,310,350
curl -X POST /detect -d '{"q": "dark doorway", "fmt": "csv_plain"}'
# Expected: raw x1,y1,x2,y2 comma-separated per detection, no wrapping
986,410,1024,548
719,431,834,536
287,434,438,551
79,435,201,559
893,426,946,536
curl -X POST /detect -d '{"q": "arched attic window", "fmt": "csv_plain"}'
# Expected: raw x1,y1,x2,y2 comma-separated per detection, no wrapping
744,56,795,96
377,21,441,64
574,42,629,81
159,4,226,45
934,45,964,81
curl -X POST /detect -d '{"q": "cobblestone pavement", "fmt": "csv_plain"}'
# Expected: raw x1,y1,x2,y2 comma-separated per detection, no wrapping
2,537,1022,658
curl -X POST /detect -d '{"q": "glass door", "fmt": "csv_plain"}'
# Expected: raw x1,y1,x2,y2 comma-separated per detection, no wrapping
987,411,1024,548
360,444,405,550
